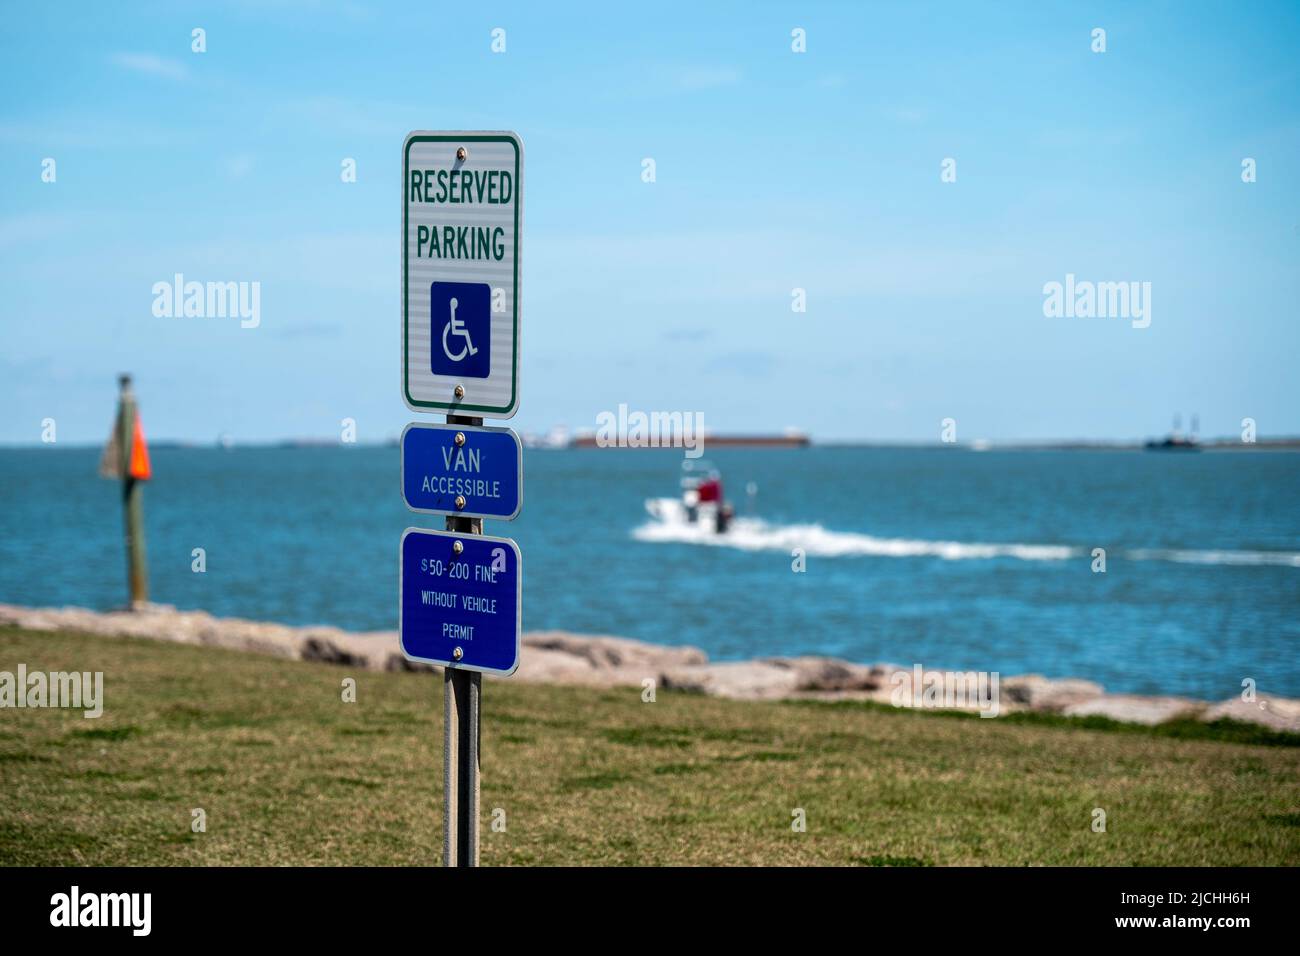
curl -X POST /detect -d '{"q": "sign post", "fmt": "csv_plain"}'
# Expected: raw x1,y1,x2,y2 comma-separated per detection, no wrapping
443,640,480,866
400,131,523,867
441,422,483,870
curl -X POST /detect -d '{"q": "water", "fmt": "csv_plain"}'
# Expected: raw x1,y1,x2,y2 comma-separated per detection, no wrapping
2,445,1297,700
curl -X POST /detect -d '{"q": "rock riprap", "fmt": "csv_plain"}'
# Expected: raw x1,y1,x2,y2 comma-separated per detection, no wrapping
1,603,1293,732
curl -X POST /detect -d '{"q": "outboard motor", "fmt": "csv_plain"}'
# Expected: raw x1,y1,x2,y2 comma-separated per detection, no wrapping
715,503,734,534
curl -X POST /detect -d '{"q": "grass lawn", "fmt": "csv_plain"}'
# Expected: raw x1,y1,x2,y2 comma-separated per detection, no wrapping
1,625,1297,866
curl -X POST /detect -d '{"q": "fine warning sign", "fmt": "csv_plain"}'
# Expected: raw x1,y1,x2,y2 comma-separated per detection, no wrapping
399,527,522,675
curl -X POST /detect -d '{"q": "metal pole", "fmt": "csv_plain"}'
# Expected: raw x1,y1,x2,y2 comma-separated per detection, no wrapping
443,413,482,866
118,375,149,608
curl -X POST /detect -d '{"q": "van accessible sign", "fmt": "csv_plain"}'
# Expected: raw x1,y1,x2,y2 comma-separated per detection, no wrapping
401,422,522,520
402,131,522,418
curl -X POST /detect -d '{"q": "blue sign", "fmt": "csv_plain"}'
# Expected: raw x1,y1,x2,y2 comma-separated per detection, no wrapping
400,528,521,675
401,423,522,520
430,281,491,379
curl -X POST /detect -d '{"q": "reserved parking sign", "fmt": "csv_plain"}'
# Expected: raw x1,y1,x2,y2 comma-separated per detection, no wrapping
402,131,522,417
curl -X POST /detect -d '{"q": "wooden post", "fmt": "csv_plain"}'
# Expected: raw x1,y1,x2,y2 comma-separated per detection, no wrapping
117,375,149,608
443,413,482,866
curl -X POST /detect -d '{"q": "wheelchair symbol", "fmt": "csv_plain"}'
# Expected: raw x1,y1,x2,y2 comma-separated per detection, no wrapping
429,281,489,379
441,297,479,362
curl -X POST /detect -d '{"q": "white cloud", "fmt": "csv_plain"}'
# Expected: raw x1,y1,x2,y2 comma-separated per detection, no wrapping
108,52,190,81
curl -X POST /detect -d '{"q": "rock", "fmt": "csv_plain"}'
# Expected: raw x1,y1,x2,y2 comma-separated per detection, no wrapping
660,661,803,699
523,631,706,669
1002,674,1104,712
514,632,707,688
1063,694,1204,725
864,664,1006,714
300,629,386,669
757,656,880,692
515,645,638,686
198,617,304,660
1201,696,1300,733
659,656,880,701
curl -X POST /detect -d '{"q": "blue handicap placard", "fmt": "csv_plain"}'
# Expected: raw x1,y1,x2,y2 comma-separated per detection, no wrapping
429,281,491,379
401,423,522,520
400,528,521,675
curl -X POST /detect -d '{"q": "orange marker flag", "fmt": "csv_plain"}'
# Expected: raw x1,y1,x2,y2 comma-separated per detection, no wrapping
128,415,152,480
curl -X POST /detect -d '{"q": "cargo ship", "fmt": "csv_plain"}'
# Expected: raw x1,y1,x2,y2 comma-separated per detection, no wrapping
570,429,809,449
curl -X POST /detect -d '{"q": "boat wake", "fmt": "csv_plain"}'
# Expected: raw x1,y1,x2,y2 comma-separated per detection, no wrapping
633,499,1300,566
634,499,1072,561
1126,547,1300,568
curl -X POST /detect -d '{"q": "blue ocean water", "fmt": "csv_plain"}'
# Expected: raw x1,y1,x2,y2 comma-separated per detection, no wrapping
1,445,1297,700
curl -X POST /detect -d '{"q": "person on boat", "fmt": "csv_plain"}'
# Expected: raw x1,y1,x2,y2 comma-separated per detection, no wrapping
697,474,722,506
694,473,733,533
666,462,733,534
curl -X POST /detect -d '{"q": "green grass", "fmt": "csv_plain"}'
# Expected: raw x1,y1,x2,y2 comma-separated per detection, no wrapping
1,625,1298,866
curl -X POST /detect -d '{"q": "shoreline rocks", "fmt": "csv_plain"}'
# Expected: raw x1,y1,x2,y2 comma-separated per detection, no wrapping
1062,694,1205,726
0,602,1295,733
1002,674,1105,712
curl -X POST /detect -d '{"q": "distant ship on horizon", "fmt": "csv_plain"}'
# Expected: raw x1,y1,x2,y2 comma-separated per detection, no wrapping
1145,414,1201,451
569,428,810,449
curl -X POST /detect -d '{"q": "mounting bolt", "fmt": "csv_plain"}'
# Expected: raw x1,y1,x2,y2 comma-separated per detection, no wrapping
456,147,467,161
454,431,466,446
452,540,464,555
453,646,463,661
455,495,466,511
453,384,465,399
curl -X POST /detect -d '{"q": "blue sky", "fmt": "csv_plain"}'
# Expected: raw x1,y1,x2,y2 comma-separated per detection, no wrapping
1,0,1297,444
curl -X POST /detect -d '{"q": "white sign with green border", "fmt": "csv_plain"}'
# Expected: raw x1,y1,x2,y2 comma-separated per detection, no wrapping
402,131,522,418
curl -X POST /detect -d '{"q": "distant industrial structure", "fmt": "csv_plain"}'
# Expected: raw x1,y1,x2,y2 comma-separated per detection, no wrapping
1145,413,1201,451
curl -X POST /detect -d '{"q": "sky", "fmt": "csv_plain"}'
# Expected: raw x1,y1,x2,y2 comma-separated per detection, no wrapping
1,0,1297,445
